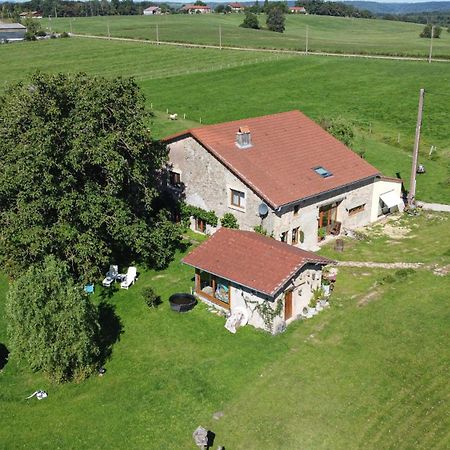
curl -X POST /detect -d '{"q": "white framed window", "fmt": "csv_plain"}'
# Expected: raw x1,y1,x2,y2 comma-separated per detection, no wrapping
230,189,246,209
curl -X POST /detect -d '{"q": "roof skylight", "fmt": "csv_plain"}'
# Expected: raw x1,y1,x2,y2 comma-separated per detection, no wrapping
313,166,333,178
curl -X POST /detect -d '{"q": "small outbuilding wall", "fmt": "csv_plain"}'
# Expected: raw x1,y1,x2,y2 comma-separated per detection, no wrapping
194,264,323,332
371,178,404,222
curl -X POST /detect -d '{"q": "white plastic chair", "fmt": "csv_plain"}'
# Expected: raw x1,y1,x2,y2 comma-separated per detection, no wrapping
120,267,137,289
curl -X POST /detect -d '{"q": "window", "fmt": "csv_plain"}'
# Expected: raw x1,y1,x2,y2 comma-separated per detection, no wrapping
195,217,206,233
195,270,230,308
292,227,299,245
313,166,333,178
293,205,300,216
280,231,288,243
348,204,365,216
168,170,181,188
230,189,245,209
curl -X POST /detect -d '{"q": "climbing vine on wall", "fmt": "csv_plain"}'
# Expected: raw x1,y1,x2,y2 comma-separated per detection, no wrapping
180,203,218,228
243,296,284,331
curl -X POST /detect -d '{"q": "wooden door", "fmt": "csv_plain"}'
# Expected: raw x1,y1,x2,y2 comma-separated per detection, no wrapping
285,290,293,320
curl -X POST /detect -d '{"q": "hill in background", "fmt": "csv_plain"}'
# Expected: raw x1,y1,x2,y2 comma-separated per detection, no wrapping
344,1,450,14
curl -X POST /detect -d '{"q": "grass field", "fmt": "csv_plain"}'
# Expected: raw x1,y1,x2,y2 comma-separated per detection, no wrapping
1,217,449,449
43,14,450,58
1,38,449,203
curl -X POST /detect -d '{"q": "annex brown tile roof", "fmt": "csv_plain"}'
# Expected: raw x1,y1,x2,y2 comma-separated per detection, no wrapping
182,228,333,297
164,110,380,208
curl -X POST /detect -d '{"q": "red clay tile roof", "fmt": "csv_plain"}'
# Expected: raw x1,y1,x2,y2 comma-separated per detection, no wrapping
164,110,380,209
182,228,333,297
182,4,211,9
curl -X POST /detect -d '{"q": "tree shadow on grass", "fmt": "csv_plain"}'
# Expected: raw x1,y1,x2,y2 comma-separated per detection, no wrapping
98,283,119,301
0,343,9,370
97,302,124,366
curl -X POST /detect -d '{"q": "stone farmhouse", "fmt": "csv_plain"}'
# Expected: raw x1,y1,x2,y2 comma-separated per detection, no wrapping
180,5,212,14
183,227,332,332
163,110,404,250
289,6,307,14
143,6,162,15
227,2,244,12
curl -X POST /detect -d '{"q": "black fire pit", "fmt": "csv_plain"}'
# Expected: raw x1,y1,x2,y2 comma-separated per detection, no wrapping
169,293,197,313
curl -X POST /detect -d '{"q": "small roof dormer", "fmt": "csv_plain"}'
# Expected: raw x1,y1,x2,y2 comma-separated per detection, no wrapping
236,126,252,149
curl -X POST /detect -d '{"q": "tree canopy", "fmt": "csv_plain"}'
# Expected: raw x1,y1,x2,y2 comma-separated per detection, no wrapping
0,72,180,281
420,24,442,38
266,7,285,33
6,256,100,382
240,11,260,29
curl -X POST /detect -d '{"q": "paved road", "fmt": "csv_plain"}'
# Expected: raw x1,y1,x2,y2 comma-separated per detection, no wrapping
72,34,450,64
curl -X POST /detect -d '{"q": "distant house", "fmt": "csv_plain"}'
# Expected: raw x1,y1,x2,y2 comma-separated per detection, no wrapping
19,11,43,19
227,2,244,12
0,23,27,42
289,6,307,14
164,110,404,250
143,6,162,15
181,4,212,14
183,228,333,332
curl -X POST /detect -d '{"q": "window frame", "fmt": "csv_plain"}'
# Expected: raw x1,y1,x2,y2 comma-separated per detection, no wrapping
348,204,366,216
194,217,206,233
292,227,300,245
230,189,246,209
313,166,333,178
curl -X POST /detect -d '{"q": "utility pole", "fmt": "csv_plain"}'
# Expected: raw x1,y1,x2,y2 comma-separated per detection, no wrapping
107,21,110,39
305,25,309,55
219,24,222,50
70,19,73,34
428,25,434,64
407,88,425,207
49,16,52,33
54,6,57,19
156,24,159,45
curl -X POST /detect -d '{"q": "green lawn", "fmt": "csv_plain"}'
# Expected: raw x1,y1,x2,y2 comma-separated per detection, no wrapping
0,38,449,203
43,14,450,58
319,211,450,265
1,219,449,449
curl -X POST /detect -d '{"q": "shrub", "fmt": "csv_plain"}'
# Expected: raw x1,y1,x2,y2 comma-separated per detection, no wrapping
240,12,260,29
320,116,354,147
221,213,239,229
142,287,162,308
24,32,36,41
254,224,268,235
36,30,46,37
60,32,70,38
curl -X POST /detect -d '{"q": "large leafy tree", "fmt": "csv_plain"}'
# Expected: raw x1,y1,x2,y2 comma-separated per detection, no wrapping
0,72,179,281
6,256,100,382
266,7,285,33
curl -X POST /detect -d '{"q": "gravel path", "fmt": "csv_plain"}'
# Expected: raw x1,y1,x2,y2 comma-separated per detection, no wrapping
416,202,450,213
336,261,424,269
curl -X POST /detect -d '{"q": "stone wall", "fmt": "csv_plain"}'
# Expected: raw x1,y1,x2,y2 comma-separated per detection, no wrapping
168,138,382,248
168,137,276,233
